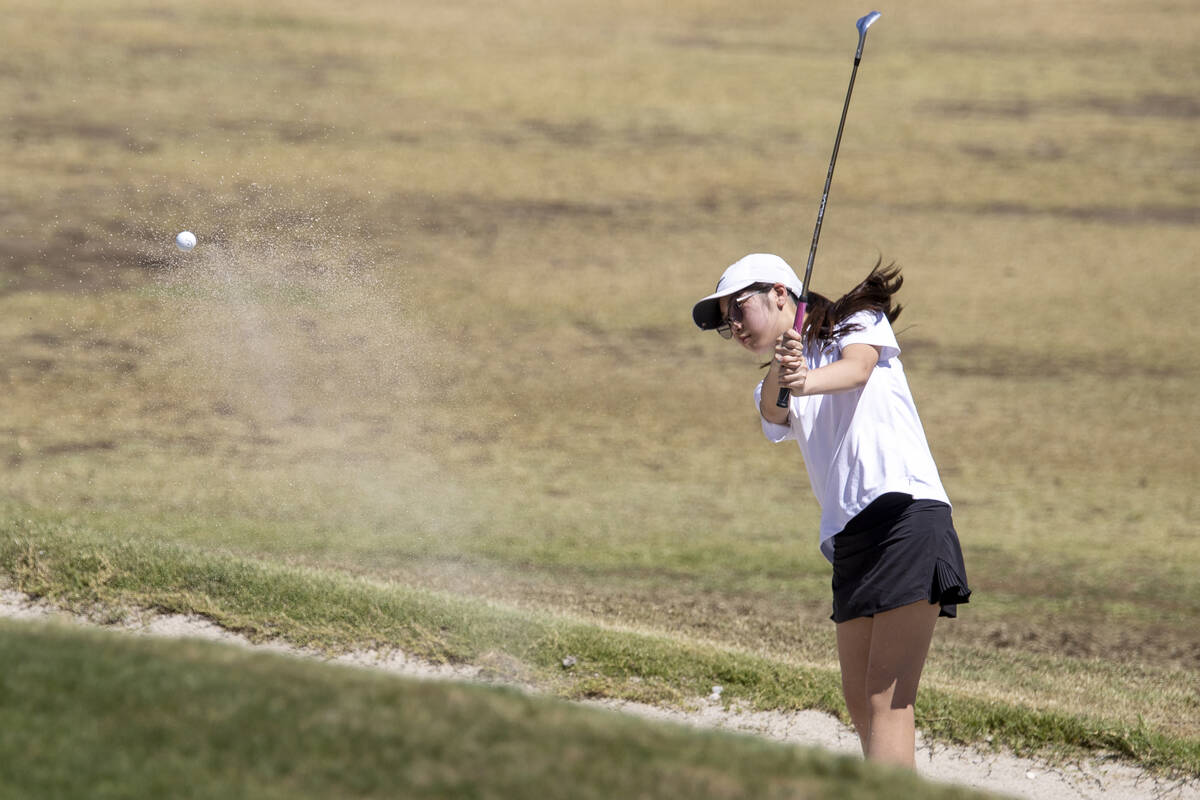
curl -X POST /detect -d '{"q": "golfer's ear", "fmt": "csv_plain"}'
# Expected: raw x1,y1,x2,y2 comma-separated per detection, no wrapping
772,283,789,307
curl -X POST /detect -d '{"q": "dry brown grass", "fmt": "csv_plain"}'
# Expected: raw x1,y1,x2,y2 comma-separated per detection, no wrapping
2,0,1198,742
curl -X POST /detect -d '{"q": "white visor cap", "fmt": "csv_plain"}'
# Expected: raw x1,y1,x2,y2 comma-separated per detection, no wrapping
692,253,803,330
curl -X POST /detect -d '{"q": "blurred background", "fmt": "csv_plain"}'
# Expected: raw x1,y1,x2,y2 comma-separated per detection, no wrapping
2,0,1198,735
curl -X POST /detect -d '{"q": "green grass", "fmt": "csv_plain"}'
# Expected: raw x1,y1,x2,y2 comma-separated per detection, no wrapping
0,620,1002,800
3,0,1200,789
4,515,1198,779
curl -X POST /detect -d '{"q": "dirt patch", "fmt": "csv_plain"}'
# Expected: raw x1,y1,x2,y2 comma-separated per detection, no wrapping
921,94,1200,121
275,121,340,144
1083,94,1200,120
976,202,1200,227
890,201,1200,228
6,113,159,152
0,236,151,296
38,440,119,457
382,191,626,239
658,34,800,55
901,339,1190,380
958,139,1066,162
372,558,1200,674
923,99,1038,120
960,619,1200,667
522,118,604,147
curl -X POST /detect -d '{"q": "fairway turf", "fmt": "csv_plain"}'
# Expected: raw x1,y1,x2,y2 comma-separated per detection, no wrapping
2,0,1199,786
0,618,1004,800
3,524,1198,779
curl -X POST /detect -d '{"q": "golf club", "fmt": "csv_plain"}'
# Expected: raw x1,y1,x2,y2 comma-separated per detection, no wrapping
777,10,882,409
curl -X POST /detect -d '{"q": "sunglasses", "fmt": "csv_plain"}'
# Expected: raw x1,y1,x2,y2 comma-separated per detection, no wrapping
715,287,771,339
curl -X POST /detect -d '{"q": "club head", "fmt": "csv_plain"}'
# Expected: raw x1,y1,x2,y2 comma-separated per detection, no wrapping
856,11,881,36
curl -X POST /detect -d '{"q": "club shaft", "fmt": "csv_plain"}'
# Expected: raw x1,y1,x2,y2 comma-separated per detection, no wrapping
776,34,872,410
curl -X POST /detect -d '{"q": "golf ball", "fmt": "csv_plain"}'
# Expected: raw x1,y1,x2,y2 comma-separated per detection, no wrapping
175,231,197,251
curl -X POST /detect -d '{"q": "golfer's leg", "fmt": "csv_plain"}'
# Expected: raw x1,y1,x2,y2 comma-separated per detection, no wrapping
865,600,940,768
836,616,874,755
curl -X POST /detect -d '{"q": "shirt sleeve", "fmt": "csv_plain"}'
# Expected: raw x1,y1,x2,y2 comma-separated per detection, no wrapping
839,310,900,363
754,379,796,442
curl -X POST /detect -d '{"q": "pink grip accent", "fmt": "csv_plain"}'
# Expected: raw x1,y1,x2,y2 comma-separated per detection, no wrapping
775,299,807,408
792,300,807,333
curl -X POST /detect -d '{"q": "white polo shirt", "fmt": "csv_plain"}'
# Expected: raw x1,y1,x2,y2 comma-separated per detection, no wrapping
754,310,950,562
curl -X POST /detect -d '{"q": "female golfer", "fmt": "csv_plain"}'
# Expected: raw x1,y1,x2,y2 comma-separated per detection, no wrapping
692,252,970,769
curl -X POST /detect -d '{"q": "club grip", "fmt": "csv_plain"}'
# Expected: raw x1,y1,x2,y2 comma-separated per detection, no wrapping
774,300,806,409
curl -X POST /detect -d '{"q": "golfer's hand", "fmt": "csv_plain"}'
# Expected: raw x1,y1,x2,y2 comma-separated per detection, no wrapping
775,330,808,392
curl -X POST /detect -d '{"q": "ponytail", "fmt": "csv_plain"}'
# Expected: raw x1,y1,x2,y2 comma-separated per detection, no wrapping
801,257,903,351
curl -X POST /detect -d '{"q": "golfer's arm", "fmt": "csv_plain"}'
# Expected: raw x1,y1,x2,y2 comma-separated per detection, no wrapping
801,343,880,395
759,344,881,424
759,361,789,426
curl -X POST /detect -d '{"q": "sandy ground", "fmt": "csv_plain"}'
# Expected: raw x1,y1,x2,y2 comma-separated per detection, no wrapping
2,589,1196,800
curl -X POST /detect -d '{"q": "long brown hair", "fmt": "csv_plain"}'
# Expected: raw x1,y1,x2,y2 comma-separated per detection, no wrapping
801,257,903,351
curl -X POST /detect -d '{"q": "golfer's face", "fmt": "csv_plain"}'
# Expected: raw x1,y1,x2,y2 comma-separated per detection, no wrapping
720,287,773,353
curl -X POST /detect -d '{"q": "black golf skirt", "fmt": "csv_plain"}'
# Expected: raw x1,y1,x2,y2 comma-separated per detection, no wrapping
830,492,971,624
